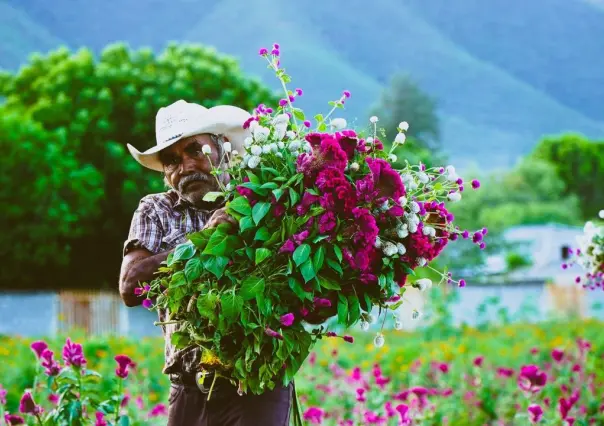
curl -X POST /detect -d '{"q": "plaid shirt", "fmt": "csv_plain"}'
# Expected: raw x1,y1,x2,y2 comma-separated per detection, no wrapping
123,189,212,375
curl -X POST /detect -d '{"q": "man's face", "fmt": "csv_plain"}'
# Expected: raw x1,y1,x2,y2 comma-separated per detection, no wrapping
159,134,223,207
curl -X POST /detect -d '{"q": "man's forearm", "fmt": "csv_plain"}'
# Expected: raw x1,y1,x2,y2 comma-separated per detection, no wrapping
120,250,172,306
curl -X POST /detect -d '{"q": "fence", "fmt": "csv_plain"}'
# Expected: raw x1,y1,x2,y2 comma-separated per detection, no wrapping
56,290,127,336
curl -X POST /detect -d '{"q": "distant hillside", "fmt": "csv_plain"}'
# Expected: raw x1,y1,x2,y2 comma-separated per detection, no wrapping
2,0,604,170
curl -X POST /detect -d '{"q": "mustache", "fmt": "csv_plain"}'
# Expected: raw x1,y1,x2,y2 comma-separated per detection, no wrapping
179,173,212,192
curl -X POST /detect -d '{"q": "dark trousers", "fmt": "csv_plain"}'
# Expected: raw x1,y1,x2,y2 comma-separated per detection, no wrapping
166,381,293,426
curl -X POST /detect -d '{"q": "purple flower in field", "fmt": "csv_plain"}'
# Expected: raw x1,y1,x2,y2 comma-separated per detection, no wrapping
473,356,484,367
396,404,411,424
30,341,48,358
258,48,268,55
343,90,351,98
19,391,42,416
313,297,332,308
265,327,284,340
62,338,86,368
4,414,25,425
462,230,469,239
497,367,514,378
559,391,580,420
552,348,564,363
458,279,466,288
295,88,303,96
471,179,481,189
142,299,153,309
438,363,449,374
115,354,134,379
518,365,547,393
0,385,6,405
48,394,59,405
278,240,295,254
528,404,543,423
343,335,354,343
280,313,295,327
303,407,324,424
356,388,366,402
95,412,108,426
293,230,309,245
41,349,61,376
303,120,311,128
149,404,167,417
279,99,288,107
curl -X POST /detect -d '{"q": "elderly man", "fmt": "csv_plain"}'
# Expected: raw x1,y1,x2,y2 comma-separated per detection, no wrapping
119,100,293,426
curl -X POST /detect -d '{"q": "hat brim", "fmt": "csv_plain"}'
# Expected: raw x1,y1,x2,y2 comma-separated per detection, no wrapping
127,105,252,172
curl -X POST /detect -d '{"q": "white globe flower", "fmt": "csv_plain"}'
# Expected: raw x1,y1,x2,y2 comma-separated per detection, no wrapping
373,333,385,348
244,137,253,148
289,140,301,151
329,118,347,130
447,192,462,202
276,152,283,158
383,242,398,257
274,124,287,141
366,137,374,145
408,223,418,234
394,133,406,145
286,130,296,139
397,243,406,255
388,154,398,163
277,141,285,150
250,145,262,156
270,143,279,153
201,145,212,155
599,209,604,219
249,121,259,131
416,278,432,291
369,116,379,124
262,145,271,154
231,150,239,157
397,227,409,239
247,155,261,168
374,237,382,248
398,196,407,206
417,257,427,267
350,162,360,172
417,172,429,184
272,113,289,125
303,143,312,152
222,142,232,153
422,226,434,236
399,121,409,131
253,126,270,142
410,202,420,213
360,320,370,331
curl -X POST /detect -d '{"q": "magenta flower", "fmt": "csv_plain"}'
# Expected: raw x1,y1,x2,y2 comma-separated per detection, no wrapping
115,354,134,379
149,404,167,417
343,90,351,98
396,404,411,424
278,240,295,254
473,356,484,367
528,404,543,423
48,394,59,405
303,407,324,424
0,385,6,404
258,48,268,55
303,120,311,128
280,313,295,327
19,391,42,415
264,327,284,340
471,179,481,189
314,298,332,308
318,211,337,234
343,335,354,343
95,412,108,426
278,99,288,107
552,348,564,363
62,338,86,368
518,365,547,393
41,349,61,376
142,299,153,309
356,388,366,402
497,367,514,378
292,230,309,245
4,414,25,425
30,341,48,358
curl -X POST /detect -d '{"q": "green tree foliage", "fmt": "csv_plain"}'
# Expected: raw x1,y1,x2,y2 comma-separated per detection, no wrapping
0,111,104,285
0,42,278,289
530,133,604,220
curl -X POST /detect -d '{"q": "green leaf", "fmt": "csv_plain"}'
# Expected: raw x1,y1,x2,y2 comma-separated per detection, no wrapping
203,232,240,257
337,295,349,324
333,246,343,263
202,191,224,202
185,258,202,282
254,227,271,241
300,259,315,283
288,278,312,301
272,188,285,201
293,108,305,121
262,167,280,176
170,242,196,265
240,276,265,300
314,113,324,123
293,244,311,266
289,187,299,206
118,416,130,426
202,255,229,279
255,248,272,265
252,202,271,225
313,235,330,243
188,231,211,250
402,263,416,276
171,331,191,349
170,271,187,288
197,293,218,321
239,216,255,232
326,259,343,276
319,277,341,290
264,230,282,247
221,293,243,321
348,295,361,326
256,292,271,316
313,246,325,272
318,122,327,132
260,182,279,189
228,197,252,216
246,171,260,184
68,400,82,424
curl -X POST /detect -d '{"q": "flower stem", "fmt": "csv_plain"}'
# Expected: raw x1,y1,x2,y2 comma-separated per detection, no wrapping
35,413,43,426
115,379,123,424
206,373,218,401
154,320,182,326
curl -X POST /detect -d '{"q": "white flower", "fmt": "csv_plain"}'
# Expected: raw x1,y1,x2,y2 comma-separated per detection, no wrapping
398,196,407,206
369,116,379,124
231,150,239,157
222,142,232,153
253,126,270,142
330,118,347,130
447,192,462,202
244,137,253,148
394,319,403,330
360,320,370,331
225,183,233,191
416,278,432,291
350,162,360,172
422,226,434,236
202,145,212,155
410,202,420,213
397,227,409,239
380,200,390,211
408,222,418,234
270,143,279,153
599,209,604,219
262,145,271,154
272,113,289,125
250,145,262,156
446,165,456,175
303,143,312,152
366,137,374,145
399,121,409,131
286,130,296,139
383,242,399,257
275,152,283,158
373,332,385,348
388,154,398,163
374,237,382,248
417,257,427,267
397,243,406,255
394,133,406,145
289,140,301,151
274,124,287,141
249,120,259,131
247,155,261,168
277,141,285,150
417,172,429,184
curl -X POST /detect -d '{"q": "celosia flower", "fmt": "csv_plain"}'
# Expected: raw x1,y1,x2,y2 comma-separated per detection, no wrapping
518,365,547,393
41,349,60,376
30,341,48,358
278,240,295,254
528,404,543,423
4,414,25,425
396,404,411,424
473,356,484,367
19,391,42,415
265,327,284,340
552,348,564,363
95,412,108,426
314,298,332,308
115,354,133,379
303,407,324,424
280,313,295,327
318,211,337,234
62,338,86,368
356,388,366,402
149,404,167,417
48,394,59,405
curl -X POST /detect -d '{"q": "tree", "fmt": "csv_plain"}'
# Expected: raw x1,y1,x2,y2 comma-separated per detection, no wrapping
0,42,278,289
0,111,104,286
530,133,604,220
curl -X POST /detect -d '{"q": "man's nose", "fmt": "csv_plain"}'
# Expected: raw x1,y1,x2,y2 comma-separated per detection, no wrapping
179,154,209,175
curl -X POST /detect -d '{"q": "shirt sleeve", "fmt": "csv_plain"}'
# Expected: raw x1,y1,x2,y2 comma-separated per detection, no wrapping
122,201,164,257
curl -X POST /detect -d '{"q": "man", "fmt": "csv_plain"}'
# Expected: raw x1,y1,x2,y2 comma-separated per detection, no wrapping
119,100,293,426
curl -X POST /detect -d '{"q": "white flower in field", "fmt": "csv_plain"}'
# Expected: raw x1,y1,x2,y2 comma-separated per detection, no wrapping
374,237,382,248
244,137,253,148
394,133,406,145
369,116,379,124
202,145,212,155
225,183,233,191
397,243,406,255
360,320,370,331
231,150,239,157
253,125,270,142
272,113,289,125
599,209,604,219
398,196,407,206
417,257,427,267
276,152,283,158
275,124,287,141
289,140,301,152
247,155,261,169
397,227,409,239
277,141,285,150
262,145,271,154
383,242,399,257
240,154,250,169
250,145,262,156
330,118,347,130
388,154,398,163
286,130,296,139
408,222,418,234
416,278,432,291
417,172,429,184
222,142,232,153
410,201,420,214
270,143,279,153
350,162,360,172
373,332,385,348
399,121,409,131
447,192,462,202
249,120,259,131
422,226,433,236
366,137,374,145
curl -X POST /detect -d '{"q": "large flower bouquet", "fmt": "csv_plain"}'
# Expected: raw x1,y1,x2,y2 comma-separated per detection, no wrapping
567,210,604,289
142,44,486,396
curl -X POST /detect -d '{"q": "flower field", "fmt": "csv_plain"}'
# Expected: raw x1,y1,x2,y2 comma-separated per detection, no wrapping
1,319,603,425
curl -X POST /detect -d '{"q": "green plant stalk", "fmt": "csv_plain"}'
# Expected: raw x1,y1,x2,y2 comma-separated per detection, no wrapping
114,378,123,424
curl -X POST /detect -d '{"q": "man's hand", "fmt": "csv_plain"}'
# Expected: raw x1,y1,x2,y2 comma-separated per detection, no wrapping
204,207,238,230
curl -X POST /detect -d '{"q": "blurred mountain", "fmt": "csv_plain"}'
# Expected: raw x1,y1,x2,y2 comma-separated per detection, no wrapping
2,0,604,169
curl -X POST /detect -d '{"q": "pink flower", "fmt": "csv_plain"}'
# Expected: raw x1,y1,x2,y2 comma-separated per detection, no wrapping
115,354,134,379
280,313,295,327
279,240,295,254
356,388,366,402
30,341,48,358
528,404,543,423
396,404,411,425
95,412,108,426
318,211,337,234
293,230,309,245
552,348,564,363
40,349,60,376
19,391,43,415
4,414,25,425
265,327,284,340
149,404,167,417
438,363,449,374
473,356,484,367
314,298,332,308
48,394,59,405
1,384,7,405
518,365,547,393
343,336,354,343
497,367,514,378
303,407,324,424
